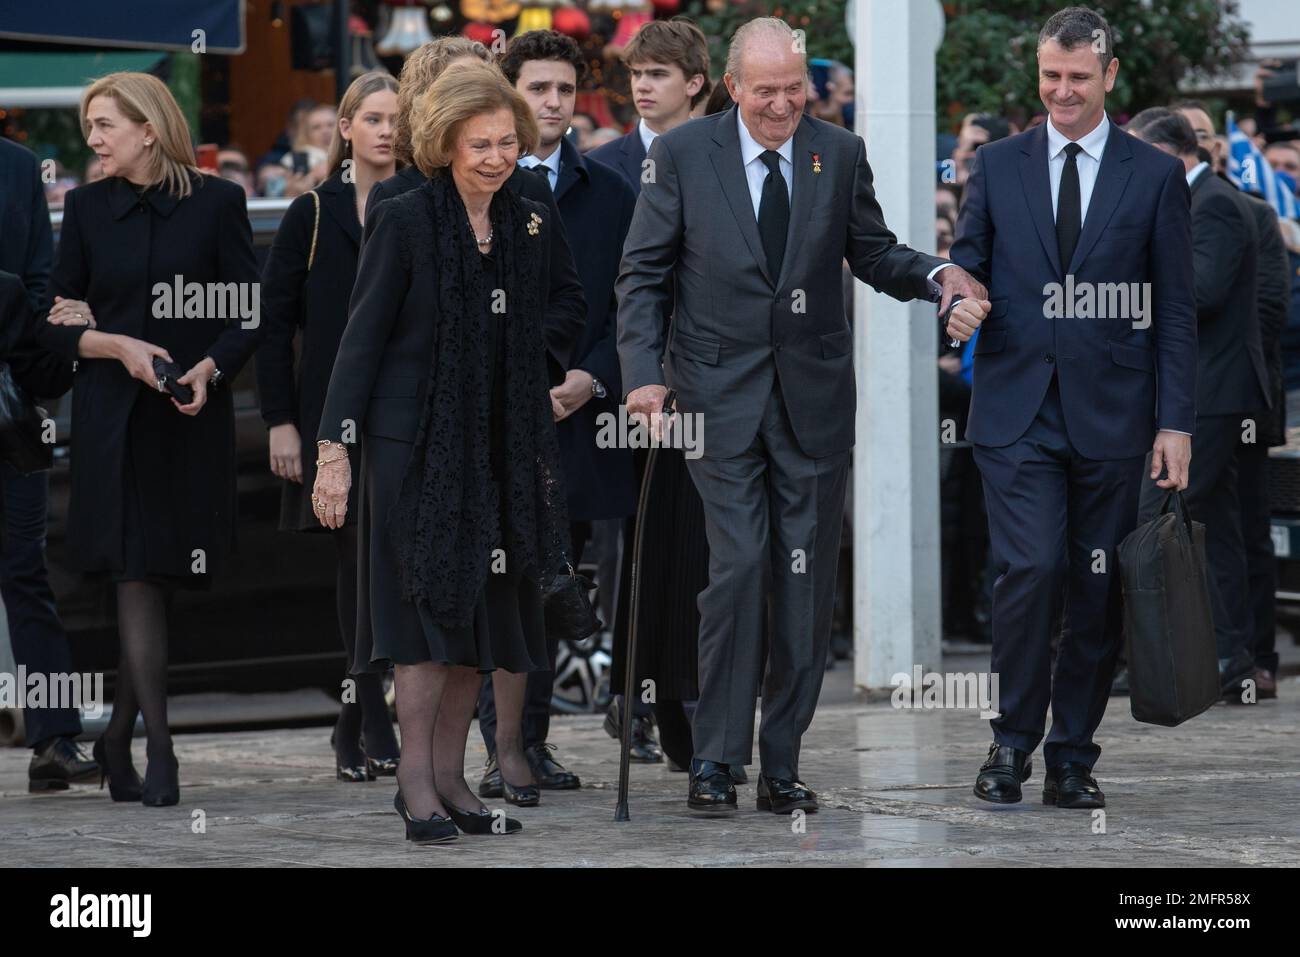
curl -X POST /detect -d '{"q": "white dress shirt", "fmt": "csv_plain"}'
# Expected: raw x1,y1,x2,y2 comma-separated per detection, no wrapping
1186,160,1210,188
518,147,561,192
736,111,794,219
1046,114,1110,224
638,118,659,156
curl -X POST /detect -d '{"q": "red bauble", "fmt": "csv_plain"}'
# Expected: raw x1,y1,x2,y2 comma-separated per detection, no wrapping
650,0,681,14
462,20,497,44
552,7,591,40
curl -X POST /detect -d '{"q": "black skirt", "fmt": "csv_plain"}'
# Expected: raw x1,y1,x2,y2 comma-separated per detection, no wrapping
352,433,547,675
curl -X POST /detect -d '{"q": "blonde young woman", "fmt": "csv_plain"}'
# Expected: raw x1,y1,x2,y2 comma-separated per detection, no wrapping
39,72,262,806
257,71,402,783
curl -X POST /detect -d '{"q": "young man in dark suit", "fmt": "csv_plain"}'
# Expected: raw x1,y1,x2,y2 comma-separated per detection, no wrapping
588,18,711,197
0,138,98,791
947,7,1196,809
474,30,639,796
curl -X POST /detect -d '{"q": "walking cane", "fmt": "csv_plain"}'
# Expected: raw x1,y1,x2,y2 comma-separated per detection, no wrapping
615,388,677,822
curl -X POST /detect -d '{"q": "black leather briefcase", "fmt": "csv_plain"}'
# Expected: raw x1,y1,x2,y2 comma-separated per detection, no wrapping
1116,491,1220,727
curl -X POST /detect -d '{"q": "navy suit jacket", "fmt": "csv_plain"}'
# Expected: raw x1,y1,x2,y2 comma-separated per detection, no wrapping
542,138,638,520
588,128,647,197
0,138,53,312
950,121,1196,460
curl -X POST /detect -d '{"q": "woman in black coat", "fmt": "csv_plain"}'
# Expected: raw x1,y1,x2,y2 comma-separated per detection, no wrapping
312,64,578,843
257,71,401,782
39,73,262,807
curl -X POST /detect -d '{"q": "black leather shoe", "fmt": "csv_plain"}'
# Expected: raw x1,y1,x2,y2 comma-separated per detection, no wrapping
1043,762,1105,808
478,754,503,798
603,697,664,763
92,735,143,802
28,737,99,793
756,774,818,813
438,794,523,834
688,758,737,813
1219,649,1256,699
501,776,540,807
394,791,458,844
525,742,580,789
730,766,748,785
973,743,1032,804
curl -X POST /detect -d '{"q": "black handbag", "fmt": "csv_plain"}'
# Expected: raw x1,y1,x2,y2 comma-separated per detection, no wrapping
1116,491,1220,726
541,562,603,643
0,360,52,474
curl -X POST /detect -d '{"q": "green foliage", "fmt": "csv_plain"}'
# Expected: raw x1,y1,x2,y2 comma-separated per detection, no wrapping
686,0,854,74
935,0,1251,130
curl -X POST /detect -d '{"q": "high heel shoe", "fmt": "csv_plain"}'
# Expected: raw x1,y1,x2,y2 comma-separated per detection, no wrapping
437,793,523,834
141,747,179,807
501,776,540,807
393,791,458,845
331,727,373,783
92,735,143,802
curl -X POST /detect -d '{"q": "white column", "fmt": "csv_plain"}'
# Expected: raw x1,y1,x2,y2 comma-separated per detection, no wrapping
852,0,946,691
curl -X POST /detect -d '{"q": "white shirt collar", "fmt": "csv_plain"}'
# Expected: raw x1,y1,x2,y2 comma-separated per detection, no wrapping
638,118,658,154
1046,113,1110,162
1187,160,1210,186
520,146,561,177
737,109,794,169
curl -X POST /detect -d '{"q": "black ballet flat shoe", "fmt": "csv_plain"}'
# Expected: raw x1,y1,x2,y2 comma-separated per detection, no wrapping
438,794,523,834
393,791,458,845
141,749,179,808
92,735,143,803
501,776,540,807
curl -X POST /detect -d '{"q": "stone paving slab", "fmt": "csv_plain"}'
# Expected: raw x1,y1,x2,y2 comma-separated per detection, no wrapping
2,665,1295,867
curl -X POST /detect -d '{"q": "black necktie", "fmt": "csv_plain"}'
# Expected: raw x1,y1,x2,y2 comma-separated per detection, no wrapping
1056,142,1083,274
757,149,789,280
526,163,551,190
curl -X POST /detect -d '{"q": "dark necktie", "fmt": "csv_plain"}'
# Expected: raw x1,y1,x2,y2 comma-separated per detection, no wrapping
757,149,789,280
525,163,552,190
1056,142,1083,274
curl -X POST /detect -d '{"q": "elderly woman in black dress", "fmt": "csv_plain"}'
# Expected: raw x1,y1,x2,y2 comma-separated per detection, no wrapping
39,72,262,806
257,71,401,783
312,62,575,843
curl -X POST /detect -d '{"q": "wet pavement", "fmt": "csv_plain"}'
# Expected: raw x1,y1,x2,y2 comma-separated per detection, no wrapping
2,658,1297,867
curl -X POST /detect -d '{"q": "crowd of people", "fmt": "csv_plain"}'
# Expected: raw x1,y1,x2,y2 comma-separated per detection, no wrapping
3,4,1297,840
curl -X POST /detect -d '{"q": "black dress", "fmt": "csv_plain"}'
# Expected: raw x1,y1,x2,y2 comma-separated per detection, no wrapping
327,191,556,676
40,174,262,586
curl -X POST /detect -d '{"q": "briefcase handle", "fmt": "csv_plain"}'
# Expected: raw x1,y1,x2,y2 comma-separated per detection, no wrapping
1158,491,1194,536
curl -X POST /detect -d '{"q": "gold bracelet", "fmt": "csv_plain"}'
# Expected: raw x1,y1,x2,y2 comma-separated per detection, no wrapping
317,456,348,467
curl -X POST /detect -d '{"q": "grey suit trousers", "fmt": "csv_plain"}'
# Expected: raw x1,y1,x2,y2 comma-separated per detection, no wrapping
685,382,849,780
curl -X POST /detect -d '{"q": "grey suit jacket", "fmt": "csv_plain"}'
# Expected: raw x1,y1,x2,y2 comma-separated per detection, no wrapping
616,107,945,459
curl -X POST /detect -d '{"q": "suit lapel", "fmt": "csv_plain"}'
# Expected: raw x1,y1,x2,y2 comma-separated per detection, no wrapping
1019,124,1062,278
710,107,774,287
777,116,822,289
1068,122,1132,274
624,131,646,192
554,137,581,203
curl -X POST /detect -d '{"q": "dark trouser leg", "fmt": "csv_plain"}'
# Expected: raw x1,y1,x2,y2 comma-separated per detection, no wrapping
1139,415,1249,660
685,414,771,768
333,525,396,759
972,380,1072,758
1043,443,1144,769
756,394,849,781
1238,441,1278,673
1,465,81,749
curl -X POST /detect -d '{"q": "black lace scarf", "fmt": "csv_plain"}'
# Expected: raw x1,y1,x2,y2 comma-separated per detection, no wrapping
387,169,570,629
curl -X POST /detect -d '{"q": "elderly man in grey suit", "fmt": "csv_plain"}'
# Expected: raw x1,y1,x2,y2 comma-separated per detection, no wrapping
617,16,986,814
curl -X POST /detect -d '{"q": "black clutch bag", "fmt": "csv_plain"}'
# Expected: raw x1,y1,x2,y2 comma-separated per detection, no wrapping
541,562,603,643
0,360,53,474
152,356,194,404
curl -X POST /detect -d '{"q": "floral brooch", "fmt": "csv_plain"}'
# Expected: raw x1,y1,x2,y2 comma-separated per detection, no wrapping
527,212,542,236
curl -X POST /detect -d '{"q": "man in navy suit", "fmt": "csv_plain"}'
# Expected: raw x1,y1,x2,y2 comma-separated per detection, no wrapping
474,30,639,795
588,18,711,197
947,6,1196,808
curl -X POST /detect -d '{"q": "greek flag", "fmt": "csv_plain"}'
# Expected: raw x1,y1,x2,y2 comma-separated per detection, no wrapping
1226,112,1299,222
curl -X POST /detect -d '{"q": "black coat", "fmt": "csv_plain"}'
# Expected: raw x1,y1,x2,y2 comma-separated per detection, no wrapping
256,171,362,529
366,164,586,378
0,138,53,312
1242,191,1291,446
38,174,262,578
548,138,637,520
1190,169,1269,417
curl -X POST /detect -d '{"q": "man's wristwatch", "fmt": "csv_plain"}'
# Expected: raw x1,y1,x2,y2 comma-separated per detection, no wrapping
590,376,607,400
205,357,224,388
